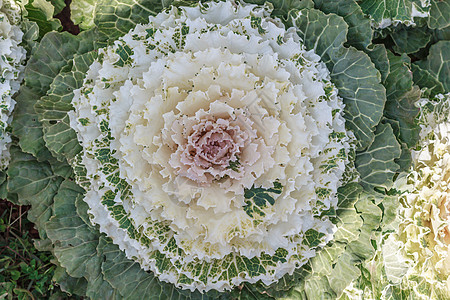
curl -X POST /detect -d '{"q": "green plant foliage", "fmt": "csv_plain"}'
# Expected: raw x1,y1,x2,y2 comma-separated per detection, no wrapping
428,0,450,29
23,0,62,38
383,52,421,148
35,50,98,162
355,123,401,191
415,40,450,92
313,0,372,50
359,0,430,27
390,25,432,54
0,200,73,299
411,64,446,97
6,146,63,239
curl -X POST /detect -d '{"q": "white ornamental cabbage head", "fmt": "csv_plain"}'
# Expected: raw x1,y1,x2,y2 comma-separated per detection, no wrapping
0,0,25,169
69,1,355,292
401,93,450,295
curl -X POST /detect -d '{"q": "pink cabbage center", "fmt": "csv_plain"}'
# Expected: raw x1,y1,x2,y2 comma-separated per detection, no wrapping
169,111,257,185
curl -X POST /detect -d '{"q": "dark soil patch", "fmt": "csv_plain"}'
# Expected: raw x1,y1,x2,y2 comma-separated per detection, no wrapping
55,0,80,35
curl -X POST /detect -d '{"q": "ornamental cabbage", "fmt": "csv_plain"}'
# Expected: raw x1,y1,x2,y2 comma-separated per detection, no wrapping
0,0,26,169
339,93,450,300
68,2,354,291
8,0,443,298
399,93,450,297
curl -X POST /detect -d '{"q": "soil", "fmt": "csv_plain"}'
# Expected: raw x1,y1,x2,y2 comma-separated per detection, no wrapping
0,199,39,239
55,0,80,35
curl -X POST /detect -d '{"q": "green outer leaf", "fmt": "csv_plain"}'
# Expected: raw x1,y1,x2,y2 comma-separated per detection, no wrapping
99,236,223,299
428,0,450,29
48,0,66,14
328,252,360,295
433,25,450,42
35,51,98,162
269,183,385,299
11,86,53,161
292,8,386,150
94,0,166,46
384,85,421,149
313,0,372,50
324,190,395,298
291,9,347,66
415,40,450,92
44,179,123,299
390,25,432,54
50,158,74,178
0,171,8,200
46,180,102,279
310,0,392,86
20,20,40,58
355,123,401,191
12,30,97,161
233,283,275,300
6,146,63,239
99,237,173,299
365,44,390,83
331,47,386,150
75,197,124,299
52,264,88,297
383,52,420,148
359,0,427,25
411,64,445,97
23,30,97,94
310,1,391,82
332,195,363,244
327,191,380,294
24,0,62,38
394,140,414,172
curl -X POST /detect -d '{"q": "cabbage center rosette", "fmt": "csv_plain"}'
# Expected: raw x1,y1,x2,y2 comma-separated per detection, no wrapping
68,1,354,292
0,0,26,169
401,93,450,293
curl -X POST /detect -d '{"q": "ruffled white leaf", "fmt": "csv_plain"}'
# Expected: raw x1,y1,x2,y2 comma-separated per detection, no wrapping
0,0,26,169
69,1,355,292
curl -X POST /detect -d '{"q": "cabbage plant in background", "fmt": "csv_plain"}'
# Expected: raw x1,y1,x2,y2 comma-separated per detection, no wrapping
342,93,450,300
0,0,26,170
1,0,449,299
0,0,62,190
401,93,450,298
